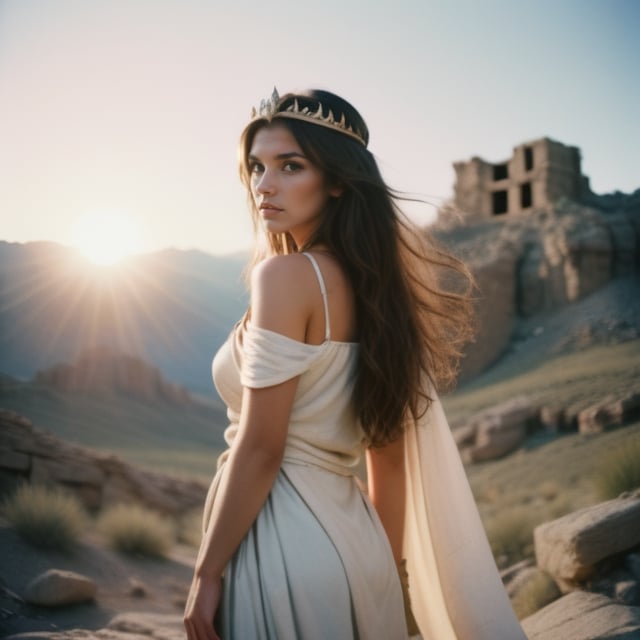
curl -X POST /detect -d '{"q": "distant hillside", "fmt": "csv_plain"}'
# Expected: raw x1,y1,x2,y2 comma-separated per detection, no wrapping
34,347,193,405
0,241,248,393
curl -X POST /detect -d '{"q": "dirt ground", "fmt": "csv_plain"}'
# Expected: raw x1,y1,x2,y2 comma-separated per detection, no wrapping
0,522,195,637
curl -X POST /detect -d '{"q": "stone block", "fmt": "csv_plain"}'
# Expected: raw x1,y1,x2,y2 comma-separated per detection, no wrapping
471,418,526,462
534,492,640,590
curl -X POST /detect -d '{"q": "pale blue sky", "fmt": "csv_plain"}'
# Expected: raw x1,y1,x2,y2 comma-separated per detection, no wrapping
1,0,638,256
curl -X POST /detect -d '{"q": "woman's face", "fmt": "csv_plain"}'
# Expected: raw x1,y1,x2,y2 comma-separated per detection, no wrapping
248,123,336,247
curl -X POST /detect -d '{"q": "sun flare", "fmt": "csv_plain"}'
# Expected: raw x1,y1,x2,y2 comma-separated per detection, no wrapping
71,210,143,266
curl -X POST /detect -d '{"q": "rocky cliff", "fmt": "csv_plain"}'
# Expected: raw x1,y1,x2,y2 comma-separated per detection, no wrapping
436,194,640,378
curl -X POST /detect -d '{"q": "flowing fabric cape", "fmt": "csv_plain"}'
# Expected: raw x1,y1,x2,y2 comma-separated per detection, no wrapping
404,390,528,639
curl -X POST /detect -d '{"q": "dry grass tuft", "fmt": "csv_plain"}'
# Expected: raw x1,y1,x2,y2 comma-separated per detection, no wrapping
177,508,203,548
97,503,175,557
485,506,535,567
594,437,640,501
3,484,87,550
511,570,561,619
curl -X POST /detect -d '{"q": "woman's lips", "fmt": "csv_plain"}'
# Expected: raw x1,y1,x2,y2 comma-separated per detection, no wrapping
259,203,283,217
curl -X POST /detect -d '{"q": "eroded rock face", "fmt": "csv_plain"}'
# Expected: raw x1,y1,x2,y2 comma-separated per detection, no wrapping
24,570,97,607
437,199,640,378
534,490,640,591
0,410,208,516
521,591,640,640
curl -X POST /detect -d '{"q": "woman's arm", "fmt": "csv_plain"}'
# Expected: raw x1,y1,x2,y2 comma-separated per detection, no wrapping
193,379,298,579
367,433,420,635
184,379,298,640
184,257,311,640
366,433,406,564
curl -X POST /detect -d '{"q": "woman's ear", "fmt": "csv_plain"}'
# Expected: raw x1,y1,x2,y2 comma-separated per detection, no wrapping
329,184,344,198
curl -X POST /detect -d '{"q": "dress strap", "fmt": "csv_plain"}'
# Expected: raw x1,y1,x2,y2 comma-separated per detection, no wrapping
302,252,331,341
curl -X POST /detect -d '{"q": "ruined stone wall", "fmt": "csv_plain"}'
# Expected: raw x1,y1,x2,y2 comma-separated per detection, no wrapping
453,158,491,222
452,138,585,222
543,142,582,204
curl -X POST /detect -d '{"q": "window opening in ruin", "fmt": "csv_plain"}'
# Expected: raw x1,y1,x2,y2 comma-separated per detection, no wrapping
524,147,534,171
493,163,508,181
520,182,532,209
492,190,508,215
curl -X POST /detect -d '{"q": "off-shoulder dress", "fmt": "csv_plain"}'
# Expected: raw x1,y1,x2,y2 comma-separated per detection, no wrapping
204,252,526,640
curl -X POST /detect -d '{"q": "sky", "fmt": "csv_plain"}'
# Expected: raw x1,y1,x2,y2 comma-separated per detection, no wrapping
1,0,639,258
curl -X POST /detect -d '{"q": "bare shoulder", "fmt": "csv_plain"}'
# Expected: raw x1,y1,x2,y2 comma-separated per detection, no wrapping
251,254,310,285
250,255,316,340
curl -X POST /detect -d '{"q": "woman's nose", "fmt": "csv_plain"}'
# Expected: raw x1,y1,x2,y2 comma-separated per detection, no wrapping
255,170,275,195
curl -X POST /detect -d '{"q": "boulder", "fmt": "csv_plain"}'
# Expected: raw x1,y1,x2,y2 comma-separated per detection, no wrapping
521,591,640,640
538,406,564,433
463,396,535,462
578,390,640,434
534,490,640,591
470,414,526,462
24,569,97,607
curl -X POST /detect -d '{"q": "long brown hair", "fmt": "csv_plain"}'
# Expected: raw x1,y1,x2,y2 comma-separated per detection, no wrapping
239,90,474,447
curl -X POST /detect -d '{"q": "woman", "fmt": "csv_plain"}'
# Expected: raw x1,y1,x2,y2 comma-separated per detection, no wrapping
184,89,526,640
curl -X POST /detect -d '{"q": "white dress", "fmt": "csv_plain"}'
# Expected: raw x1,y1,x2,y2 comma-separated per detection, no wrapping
204,253,527,640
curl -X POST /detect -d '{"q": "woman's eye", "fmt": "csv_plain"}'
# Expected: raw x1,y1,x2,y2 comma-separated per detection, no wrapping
283,162,302,172
249,162,264,174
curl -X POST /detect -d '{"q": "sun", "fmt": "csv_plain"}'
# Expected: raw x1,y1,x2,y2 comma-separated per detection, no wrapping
71,210,143,266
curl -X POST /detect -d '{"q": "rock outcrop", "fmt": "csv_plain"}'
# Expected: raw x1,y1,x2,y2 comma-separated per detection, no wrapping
0,410,208,516
34,349,192,406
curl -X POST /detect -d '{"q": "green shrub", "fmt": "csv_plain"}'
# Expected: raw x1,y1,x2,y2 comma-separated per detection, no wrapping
3,484,87,550
485,506,535,567
594,437,640,500
511,570,560,619
97,503,175,557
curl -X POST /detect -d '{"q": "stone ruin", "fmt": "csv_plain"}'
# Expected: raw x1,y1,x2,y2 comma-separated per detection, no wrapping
452,137,593,223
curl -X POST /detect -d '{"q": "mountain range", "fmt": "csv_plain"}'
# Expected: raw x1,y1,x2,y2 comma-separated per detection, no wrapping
0,241,248,394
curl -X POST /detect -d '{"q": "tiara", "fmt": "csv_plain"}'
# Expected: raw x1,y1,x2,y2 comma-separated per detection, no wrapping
249,87,366,146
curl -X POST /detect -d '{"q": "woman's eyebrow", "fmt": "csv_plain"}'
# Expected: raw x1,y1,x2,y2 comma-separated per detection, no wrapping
248,151,306,162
